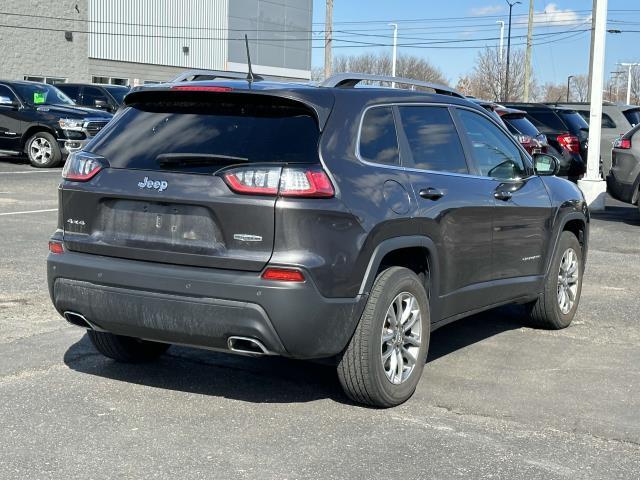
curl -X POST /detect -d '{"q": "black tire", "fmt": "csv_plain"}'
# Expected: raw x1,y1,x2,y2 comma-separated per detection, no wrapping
337,267,430,408
25,131,62,168
528,231,583,329
88,330,170,363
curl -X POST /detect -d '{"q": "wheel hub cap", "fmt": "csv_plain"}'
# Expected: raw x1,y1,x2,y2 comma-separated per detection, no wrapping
557,248,579,315
381,292,422,385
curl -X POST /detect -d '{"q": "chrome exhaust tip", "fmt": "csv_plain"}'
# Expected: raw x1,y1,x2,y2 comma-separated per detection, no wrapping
63,311,93,329
227,336,272,356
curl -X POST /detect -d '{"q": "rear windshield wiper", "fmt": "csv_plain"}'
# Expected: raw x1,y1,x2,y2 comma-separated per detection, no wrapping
156,153,249,168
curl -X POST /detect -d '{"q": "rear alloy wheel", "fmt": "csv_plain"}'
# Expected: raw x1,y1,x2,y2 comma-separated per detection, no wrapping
528,231,583,329
88,330,170,363
26,131,62,168
338,267,430,407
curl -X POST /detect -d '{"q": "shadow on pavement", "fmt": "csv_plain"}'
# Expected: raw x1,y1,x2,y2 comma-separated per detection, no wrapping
590,204,640,226
63,305,529,404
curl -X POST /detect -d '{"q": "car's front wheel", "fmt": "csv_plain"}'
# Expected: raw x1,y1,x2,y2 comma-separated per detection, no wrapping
88,330,170,363
528,231,583,329
25,131,62,168
337,267,430,407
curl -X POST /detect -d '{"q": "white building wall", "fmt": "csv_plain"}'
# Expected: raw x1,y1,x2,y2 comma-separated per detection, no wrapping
88,0,228,70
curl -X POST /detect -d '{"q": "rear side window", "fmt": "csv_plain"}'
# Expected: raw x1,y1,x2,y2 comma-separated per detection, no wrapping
88,95,320,173
359,106,400,166
601,113,616,129
397,106,468,173
623,108,640,127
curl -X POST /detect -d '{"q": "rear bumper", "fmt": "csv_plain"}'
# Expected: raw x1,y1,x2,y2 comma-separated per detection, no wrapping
47,251,366,359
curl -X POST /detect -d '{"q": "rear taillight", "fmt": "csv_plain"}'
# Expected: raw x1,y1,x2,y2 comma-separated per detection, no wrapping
222,166,334,198
48,241,64,254
556,133,580,154
515,134,533,145
614,137,632,149
62,152,108,181
261,267,305,282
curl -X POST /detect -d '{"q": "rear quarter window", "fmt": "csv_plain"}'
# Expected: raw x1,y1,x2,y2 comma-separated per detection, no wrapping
358,106,400,166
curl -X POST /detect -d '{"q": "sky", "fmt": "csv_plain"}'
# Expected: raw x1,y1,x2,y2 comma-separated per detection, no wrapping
310,0,640,87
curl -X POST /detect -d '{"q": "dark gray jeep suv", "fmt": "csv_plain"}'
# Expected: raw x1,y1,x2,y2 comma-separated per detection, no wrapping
47,73,589,407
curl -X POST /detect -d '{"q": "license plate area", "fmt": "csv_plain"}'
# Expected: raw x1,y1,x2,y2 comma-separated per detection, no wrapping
97,199,224,255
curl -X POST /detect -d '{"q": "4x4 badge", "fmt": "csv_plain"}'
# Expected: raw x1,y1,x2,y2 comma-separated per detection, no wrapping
138,176,168,192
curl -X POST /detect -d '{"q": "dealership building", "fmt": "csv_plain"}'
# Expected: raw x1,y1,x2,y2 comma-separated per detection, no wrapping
0,0,313,86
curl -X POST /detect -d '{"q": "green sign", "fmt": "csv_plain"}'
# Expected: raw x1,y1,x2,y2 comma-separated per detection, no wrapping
33,92,46,104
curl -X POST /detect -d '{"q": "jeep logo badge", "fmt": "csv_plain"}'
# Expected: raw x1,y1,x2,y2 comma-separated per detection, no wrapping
138,176,168,192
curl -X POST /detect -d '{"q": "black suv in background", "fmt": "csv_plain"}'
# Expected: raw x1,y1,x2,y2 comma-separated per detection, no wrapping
48,73,589,407
0,80,112,167
56,83,129,114
505,103,589,181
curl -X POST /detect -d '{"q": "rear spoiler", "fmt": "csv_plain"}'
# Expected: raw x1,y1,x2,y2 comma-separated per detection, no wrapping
123,86,335,131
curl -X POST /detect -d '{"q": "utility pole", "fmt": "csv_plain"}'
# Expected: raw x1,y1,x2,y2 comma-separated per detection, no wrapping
504,0,521,102
579,0,608,211
497,21,505,100
620,63,640,104
610,70,623,102
523,0,534,102
566,75,574,102
389,23,398,88
324,0,333,80
496,21,505,63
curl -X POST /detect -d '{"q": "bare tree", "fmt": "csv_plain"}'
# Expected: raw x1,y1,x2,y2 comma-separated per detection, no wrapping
538,82,568,103
570,74,589,102
331,52,448,85
457,47,528,102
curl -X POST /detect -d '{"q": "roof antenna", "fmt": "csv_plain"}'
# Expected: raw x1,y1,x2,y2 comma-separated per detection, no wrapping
244,34,262,83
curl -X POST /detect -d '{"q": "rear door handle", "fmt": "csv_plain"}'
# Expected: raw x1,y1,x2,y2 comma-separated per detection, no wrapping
419,187,444,200
494,190,513,201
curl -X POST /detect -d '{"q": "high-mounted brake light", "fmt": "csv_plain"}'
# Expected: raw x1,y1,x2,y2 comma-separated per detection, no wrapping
222,167,334,198
171,86,233,92
261,267,305,282
614,137,632,149
48,241,64,254
556,133,580,154
62,152,108,181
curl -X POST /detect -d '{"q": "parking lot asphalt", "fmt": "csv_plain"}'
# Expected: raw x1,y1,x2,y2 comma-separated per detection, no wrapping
0,158,638,480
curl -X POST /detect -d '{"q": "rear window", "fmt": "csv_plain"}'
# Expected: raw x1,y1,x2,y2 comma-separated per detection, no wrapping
88,95,320,173
623,108,640,127
526,111,567,132
557,111,589,134
503,116,539,137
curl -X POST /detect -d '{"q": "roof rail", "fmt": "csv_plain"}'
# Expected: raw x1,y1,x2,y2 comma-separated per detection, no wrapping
170,69,249,83
321,73,465,98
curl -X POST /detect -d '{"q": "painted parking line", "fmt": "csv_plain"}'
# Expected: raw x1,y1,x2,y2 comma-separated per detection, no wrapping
0,208,57,216
0,170,61,175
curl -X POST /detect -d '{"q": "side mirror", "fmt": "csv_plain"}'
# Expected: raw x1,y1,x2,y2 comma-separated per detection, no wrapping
94,99,108,109
533,153,560,176
0,96,18,108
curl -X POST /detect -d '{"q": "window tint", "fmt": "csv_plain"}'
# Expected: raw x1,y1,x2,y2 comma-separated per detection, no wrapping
456,109,526,180
0,85,17,102
526,111,566,132
623,108,640,127
558,111,589,134
57,85,81,102
398,106,467,173
601,113,616,129
359,107,400,166
88,97,320,173
82,86,109,107
503,115,540,137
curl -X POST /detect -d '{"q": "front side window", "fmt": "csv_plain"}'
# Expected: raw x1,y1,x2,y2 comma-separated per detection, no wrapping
398,106,468,173
359,107,400,166
82,87,110,107
456,109,527,180
12,83,74,106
